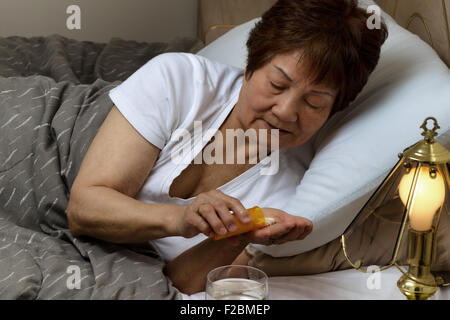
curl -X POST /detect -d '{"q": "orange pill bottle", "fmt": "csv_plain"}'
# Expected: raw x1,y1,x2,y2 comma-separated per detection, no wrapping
214,206,275,240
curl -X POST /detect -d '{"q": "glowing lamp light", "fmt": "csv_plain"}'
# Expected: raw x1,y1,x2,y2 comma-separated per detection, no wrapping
398,166,446,231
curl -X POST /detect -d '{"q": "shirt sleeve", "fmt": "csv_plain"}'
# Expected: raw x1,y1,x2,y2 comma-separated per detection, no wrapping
108,53,187,149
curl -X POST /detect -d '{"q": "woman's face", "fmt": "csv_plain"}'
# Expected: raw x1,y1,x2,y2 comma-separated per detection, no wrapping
235,50,338,150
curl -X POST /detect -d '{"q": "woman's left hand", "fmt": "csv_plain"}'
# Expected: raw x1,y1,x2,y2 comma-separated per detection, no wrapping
238,207,313,245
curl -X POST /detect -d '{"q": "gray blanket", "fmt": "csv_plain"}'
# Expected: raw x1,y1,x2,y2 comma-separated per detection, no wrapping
0,34,202,299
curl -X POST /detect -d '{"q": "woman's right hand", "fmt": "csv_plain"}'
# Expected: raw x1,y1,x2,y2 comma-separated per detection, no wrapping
176,190,251,238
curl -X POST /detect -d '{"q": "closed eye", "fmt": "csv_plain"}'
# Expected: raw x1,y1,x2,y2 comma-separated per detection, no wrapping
305,99,321,110
270,81,285,91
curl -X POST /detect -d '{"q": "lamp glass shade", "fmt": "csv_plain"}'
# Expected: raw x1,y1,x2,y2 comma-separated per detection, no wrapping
341,160,450,284
398,165,445,232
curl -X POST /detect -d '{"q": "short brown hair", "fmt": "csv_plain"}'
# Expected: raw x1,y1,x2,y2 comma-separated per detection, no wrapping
246,0,388,115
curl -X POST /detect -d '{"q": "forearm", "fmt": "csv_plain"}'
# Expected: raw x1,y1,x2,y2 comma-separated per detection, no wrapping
164,237,249,295
67,185,182,243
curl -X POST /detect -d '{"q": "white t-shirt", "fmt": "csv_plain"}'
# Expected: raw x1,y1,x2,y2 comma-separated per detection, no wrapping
109,52,310,262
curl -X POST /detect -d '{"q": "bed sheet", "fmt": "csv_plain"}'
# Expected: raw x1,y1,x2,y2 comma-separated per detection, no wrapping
182,268,450,300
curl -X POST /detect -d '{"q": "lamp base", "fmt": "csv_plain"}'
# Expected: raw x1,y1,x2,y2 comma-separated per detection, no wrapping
397,272,438,300
397,229,438,300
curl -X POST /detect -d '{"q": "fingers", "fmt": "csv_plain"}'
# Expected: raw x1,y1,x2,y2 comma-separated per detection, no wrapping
242,217,313,245
195,190,250,231
303,219,313,237
273,218,313,244
222,196,251,224
197,203,228,236
213,202,238,233
270,226,304,245
259,219,296,239
208,190,250,223
184,206,212,237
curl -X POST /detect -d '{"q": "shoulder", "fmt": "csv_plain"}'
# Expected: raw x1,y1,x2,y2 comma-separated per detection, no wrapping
150,52,240,71
146,52,244,87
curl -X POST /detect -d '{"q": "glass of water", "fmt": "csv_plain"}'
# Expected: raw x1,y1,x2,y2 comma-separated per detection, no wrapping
205,265,269,300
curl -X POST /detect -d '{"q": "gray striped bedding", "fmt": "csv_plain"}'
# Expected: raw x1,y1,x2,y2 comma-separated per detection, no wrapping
0,34,202,299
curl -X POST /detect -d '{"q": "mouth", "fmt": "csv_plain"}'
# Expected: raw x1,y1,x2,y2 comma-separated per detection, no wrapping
263,120,290,136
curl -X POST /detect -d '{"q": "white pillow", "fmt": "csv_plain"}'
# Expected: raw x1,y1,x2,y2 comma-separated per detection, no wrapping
196,18,257,69
197,7,450,257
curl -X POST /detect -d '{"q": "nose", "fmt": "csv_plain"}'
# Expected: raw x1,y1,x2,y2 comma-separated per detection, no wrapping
271,95,298,122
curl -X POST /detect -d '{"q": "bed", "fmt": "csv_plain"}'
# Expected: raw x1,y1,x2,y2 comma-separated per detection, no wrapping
0,0,449,300
190,0,450,300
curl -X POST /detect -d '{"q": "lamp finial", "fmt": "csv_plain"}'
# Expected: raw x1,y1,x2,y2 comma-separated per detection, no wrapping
420,117,440,143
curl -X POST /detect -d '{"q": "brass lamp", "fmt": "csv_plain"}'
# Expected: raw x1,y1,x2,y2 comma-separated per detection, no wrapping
341,117,450,300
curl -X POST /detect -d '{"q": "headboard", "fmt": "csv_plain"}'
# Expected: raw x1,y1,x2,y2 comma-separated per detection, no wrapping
197,0,276,44
198,0,450,68
379,0,450,67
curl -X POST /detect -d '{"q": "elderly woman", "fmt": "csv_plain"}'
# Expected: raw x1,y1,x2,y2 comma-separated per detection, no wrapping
67,0,387,294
